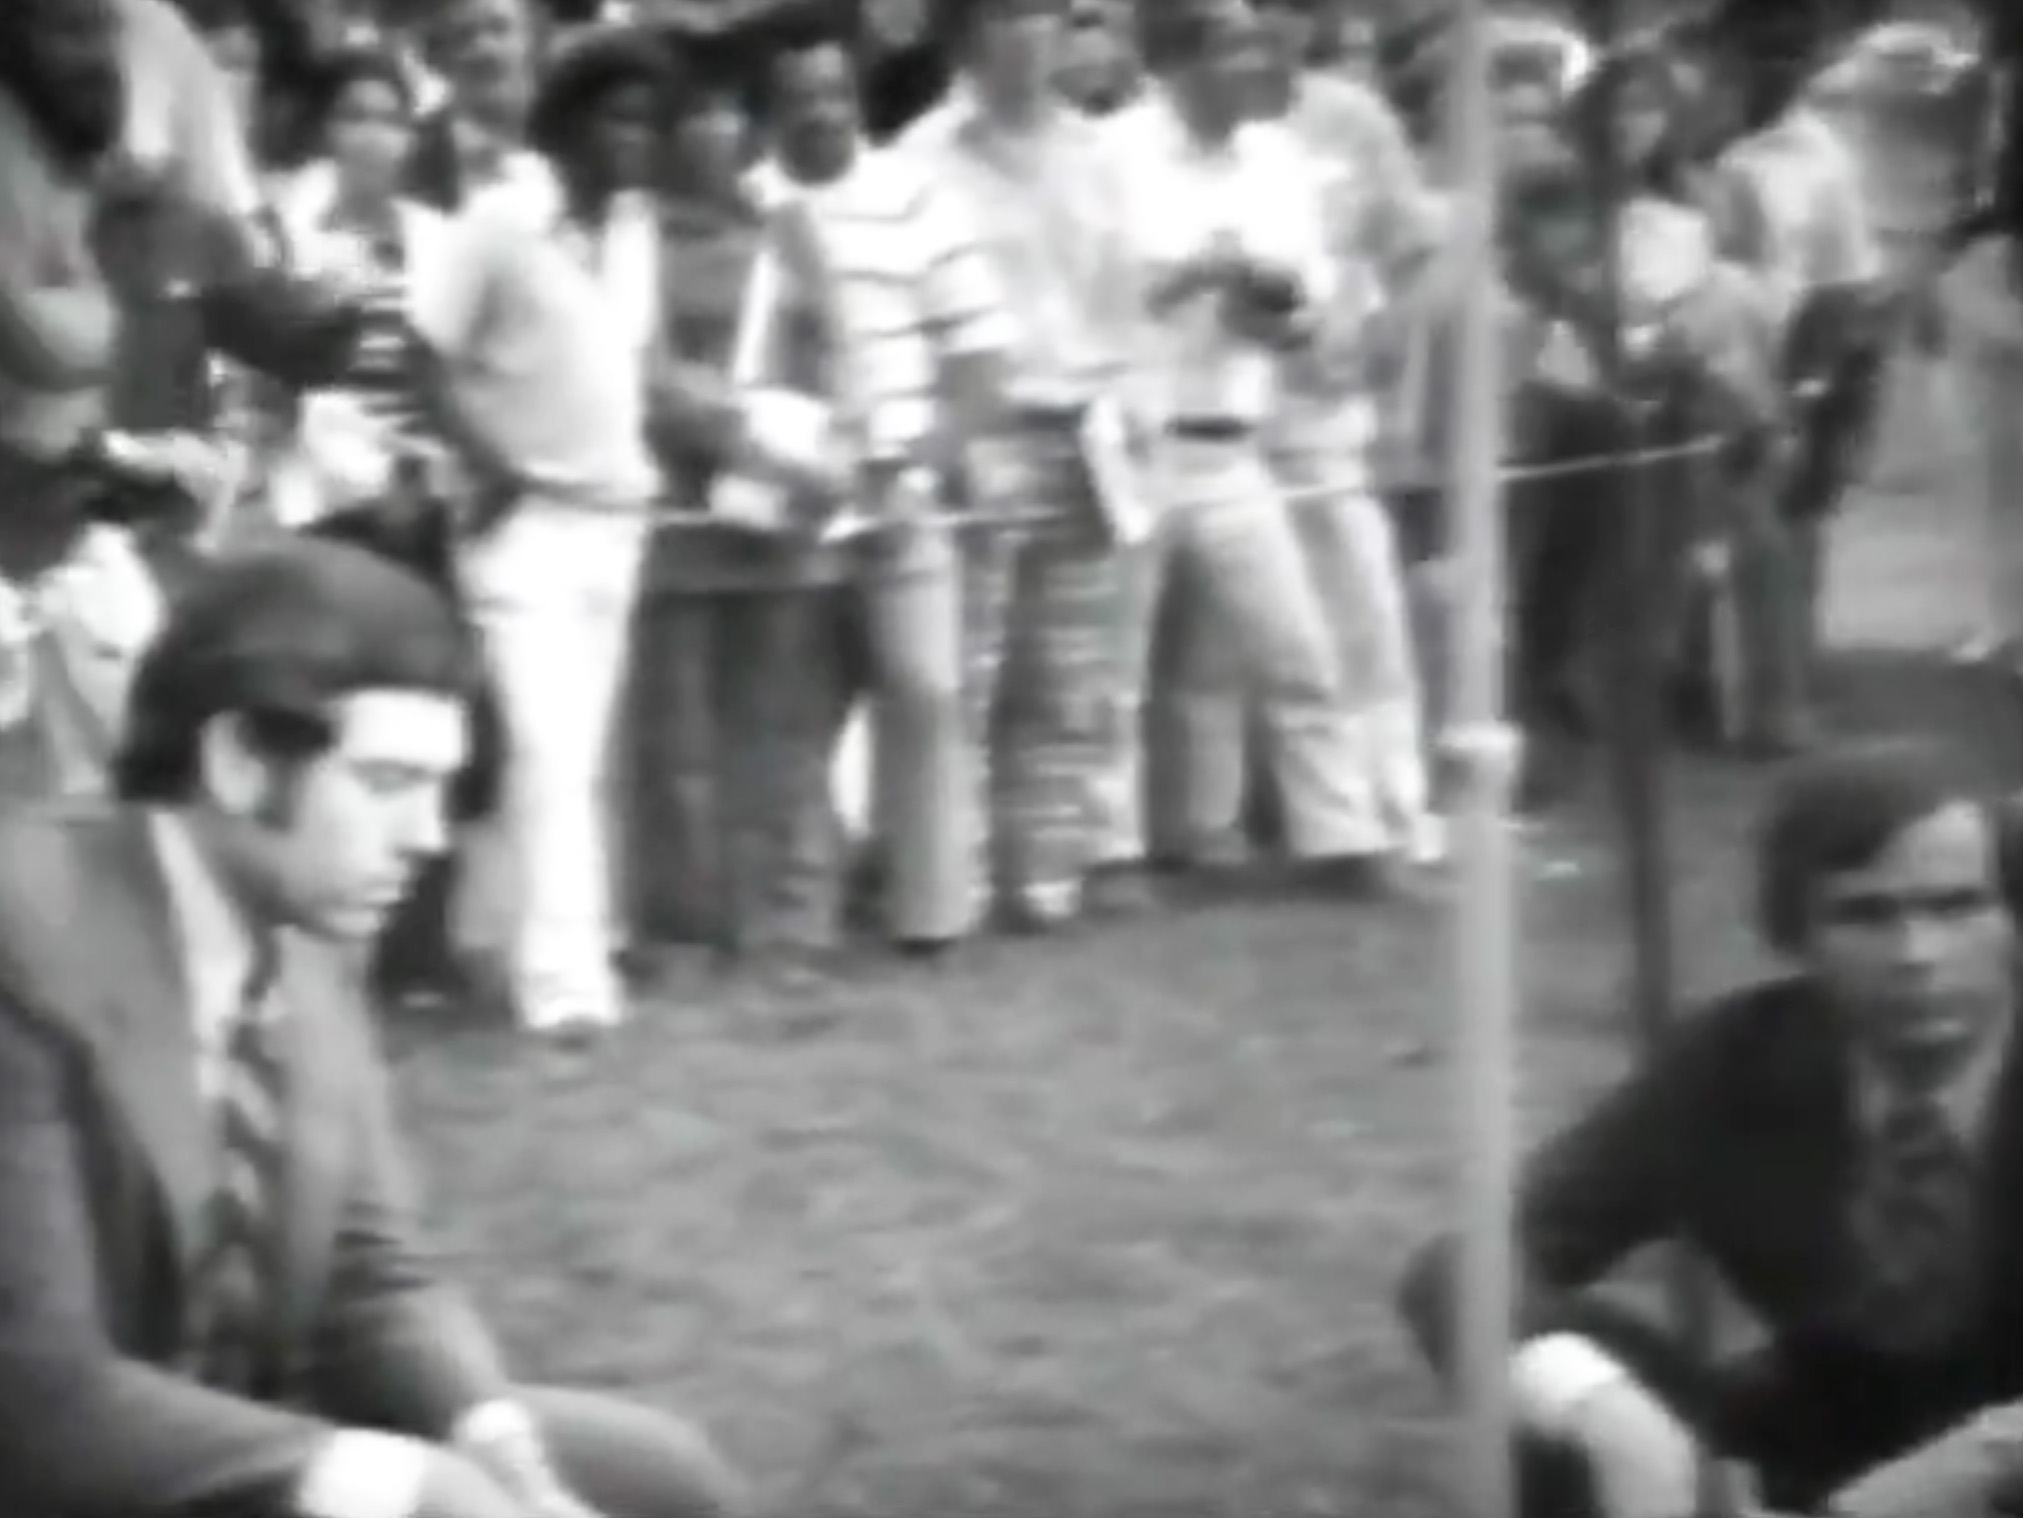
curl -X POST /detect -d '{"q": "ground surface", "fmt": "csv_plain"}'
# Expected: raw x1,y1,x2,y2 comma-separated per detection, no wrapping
384,337,2009,1517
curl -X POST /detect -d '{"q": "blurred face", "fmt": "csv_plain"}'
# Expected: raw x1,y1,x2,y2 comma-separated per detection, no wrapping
1326,11,1379,84
1056,2,1132,112
435,0,533,121
667,91,747,195
1498,79,1563,173
1807,803,2015,1086
3,0,125,164
1610,67,1671,170
968,0,1066,111
210,691,469,943
1254,1,1315,80
769,43,860,184
327,74,414,198
577,78,660,190
1171,11,1260,136
865,0,928,48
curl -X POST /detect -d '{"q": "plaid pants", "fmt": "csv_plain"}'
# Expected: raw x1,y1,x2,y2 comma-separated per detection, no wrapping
961,418,1122,917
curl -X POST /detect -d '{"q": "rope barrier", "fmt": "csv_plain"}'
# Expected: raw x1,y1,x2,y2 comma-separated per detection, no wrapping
636,432,1733,541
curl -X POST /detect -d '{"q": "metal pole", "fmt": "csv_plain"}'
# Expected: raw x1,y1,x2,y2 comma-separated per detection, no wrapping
1444,0,1518,1514
1580,3,1722,1512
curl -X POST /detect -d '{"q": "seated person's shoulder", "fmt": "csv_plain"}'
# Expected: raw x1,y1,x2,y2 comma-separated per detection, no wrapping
0,803,117,991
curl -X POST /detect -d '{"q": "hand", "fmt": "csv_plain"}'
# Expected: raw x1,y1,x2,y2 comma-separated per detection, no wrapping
1145,245,1244,313
413,1450,532,1518
1568,1379,1701,1518
462,474,525,540
455,1417,606,1518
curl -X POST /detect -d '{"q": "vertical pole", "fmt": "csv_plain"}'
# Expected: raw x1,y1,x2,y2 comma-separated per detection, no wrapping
1444,1,1518,1515
1583,2,1720,1512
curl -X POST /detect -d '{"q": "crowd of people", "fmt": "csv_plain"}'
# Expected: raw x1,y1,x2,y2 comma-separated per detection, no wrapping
0,0,1897,1048
7,2,2020,1516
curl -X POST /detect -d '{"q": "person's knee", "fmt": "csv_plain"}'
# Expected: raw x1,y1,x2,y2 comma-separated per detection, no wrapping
529,1388,751,1518
639,1412,750,1518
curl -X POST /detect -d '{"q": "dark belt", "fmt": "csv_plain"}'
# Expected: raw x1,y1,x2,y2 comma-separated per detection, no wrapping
1009,402,1091,431
1165,416,1254,443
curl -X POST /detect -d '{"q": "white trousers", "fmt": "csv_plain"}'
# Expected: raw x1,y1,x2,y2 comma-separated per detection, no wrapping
1092,435,1384,864
459,501,646,1028
1276,457,1440,859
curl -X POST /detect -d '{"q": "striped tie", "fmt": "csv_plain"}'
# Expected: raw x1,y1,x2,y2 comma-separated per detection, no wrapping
1847,1085,1979,1352
188,949,288,1395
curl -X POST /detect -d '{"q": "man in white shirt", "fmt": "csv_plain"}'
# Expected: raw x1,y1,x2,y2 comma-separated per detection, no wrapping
0,538,743,1518
747,8,1018,952
1713,11,1882,328
408,0,548,212
409,28,665,1039
898,0,1147,928
1250,0,1445,870
1098,0,1392,891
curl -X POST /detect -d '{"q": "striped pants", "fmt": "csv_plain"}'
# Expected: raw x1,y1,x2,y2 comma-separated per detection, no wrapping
961,420,1122,919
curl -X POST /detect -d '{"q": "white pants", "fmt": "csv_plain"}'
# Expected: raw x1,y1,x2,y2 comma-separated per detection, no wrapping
1092,436,1385,864
1276,458,1440,859
459,501,646,1028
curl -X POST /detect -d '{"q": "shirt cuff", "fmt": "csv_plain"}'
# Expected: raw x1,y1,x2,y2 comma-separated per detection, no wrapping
1510,1333,1631,1439
450,1396,541,1451
295,1430,435,1518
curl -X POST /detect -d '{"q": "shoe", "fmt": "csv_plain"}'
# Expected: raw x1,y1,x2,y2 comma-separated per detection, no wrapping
1292,853,1397,900
894,937,958,966
1084,863,1161,918
997,891,1081,936
526,1012,607,1050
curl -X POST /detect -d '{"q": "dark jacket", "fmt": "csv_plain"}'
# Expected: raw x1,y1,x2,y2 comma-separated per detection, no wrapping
0,807,510,1515
1398,975,2023,1504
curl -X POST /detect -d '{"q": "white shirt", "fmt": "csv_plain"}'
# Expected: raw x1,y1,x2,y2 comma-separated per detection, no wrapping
1099,91,1335,428
120,0,263,219
410,165,662,505
1721,105,1881,326
896,94,1133,408
271,173,456,521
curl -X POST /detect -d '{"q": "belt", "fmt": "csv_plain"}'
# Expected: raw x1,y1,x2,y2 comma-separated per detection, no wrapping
1165,416,1254,443
1010,402,1091,430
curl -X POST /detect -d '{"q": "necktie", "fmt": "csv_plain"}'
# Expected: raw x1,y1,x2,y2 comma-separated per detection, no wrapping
1847,1084,1980,1352
188,949,288,1395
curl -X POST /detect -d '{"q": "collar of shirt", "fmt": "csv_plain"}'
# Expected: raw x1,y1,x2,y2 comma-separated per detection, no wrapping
1854,1019,2014,1151
149,812,265,1103
1139,86,1249,169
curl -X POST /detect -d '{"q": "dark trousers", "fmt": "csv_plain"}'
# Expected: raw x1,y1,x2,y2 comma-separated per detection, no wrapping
1518,1309,1975,1517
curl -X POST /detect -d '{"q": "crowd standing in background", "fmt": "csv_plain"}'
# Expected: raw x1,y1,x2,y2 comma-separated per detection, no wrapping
6,0,2011,1515
0,0,1902,1044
